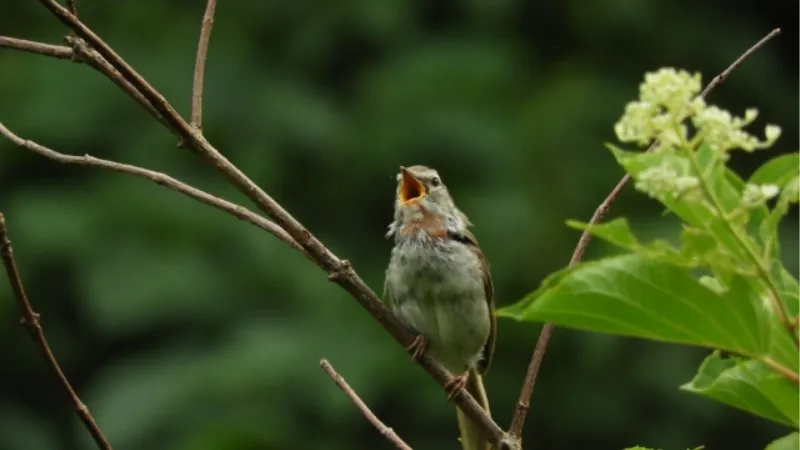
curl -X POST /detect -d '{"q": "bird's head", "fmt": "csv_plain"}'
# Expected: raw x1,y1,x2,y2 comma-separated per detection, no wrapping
388,165,471,238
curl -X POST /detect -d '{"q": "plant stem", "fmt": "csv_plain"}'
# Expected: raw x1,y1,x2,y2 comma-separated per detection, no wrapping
686,151,796,345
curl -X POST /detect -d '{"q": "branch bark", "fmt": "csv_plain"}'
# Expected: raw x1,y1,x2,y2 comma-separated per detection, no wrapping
15,0,510,445
191,0,217,130
0,122,307,258
0,36,73,59
506,27,784,442
0,214,112,450
320,359,413,450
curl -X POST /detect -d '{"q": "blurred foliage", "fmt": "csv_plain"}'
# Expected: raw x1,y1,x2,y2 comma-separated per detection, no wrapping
0,1,797,449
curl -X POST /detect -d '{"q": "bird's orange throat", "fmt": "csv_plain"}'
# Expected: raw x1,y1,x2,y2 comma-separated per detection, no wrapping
398,205,448,240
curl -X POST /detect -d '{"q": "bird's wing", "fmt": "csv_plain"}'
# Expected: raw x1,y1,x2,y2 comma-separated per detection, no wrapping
448,228,496,375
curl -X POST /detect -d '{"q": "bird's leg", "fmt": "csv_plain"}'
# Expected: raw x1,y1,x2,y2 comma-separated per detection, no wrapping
444,371,469,401
406,334,427,362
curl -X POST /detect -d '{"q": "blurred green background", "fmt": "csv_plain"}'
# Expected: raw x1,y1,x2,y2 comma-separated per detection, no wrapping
1,1,797,449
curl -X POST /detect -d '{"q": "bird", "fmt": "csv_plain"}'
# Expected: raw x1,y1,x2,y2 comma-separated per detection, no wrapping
383,165,495,450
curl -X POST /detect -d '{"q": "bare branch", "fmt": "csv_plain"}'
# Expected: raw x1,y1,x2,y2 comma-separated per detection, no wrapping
65,36,170,129
0,36,73,59
0,122,308,259
29,1,509,442
320,359,413,450
36,0,198,143
67,0,77,17
507,27,784,441
191,0,217,130
698,28,781,98
0,214,112,450
0,35,169,129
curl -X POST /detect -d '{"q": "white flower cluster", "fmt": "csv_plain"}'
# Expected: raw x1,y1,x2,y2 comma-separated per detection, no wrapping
634,160,700,201
693,107,781,153
614,68,781,153
741,183,780,208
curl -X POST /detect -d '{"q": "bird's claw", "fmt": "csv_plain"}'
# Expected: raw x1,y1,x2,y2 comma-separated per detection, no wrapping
444,372,469,401
406,335,427,362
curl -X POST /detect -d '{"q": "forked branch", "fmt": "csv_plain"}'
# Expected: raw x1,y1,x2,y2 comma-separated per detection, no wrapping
506,27,783,441
0,0,508,445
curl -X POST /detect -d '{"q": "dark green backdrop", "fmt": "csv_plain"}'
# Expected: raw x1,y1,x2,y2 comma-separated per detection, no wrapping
1,1,797,449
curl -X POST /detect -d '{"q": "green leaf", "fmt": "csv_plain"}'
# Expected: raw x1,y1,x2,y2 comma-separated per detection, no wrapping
498,254,772,357
608,145,749,262
762,176,800,317
568,218,690,267
681,352,799,427
778,268,800,317
566,218,640,250
763,175,800,240
680,226,719,261
765,432,799,450
749,153,800,188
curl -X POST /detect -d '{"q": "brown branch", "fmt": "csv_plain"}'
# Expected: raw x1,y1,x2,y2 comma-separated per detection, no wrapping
0,36,73,59
66,0,77,17
698,28,781,98
506,27,784,441
0,122,308,259
64,36,170,130
36,0,200,144
191,0,217,130
0,214,111,450
24,1,509,445
320,359,413,450
0,35,170,130
761,356,800,385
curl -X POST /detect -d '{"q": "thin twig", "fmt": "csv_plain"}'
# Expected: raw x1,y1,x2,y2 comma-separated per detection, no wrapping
0,36,73,59
320,359,413,450
66,0,77,17
0,214,111,450
506,27,784,441
0,35,169,129
0,122,308,259
191,0,217,130
30,1,508,443
697,28,781,99
65,36,170,130
761,356,800,385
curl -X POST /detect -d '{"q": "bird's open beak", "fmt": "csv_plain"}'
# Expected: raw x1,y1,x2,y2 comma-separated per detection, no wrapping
399,166,426,204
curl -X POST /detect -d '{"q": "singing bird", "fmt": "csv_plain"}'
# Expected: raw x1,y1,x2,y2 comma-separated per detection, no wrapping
384,165,495,450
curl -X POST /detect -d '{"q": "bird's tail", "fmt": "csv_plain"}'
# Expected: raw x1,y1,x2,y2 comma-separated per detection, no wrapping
456,369,491,450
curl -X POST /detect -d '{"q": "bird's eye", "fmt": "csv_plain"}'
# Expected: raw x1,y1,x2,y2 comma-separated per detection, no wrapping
430,177,441,187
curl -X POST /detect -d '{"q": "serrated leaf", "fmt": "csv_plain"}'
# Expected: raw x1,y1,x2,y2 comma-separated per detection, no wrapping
498,254,772,357
681,352,799,427
765,432,799,450
749,153,800,188
566,218,640,250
